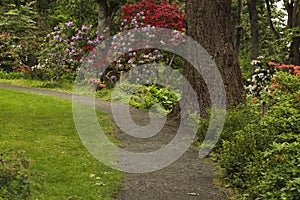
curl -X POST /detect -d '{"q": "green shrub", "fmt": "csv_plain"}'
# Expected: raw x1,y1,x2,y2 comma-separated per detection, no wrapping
257,142,300,200
196,105,259,150
0,151,32,199
129,84,180,113
216,72,300,199
98,81,180,113
0,33,22,72
0,69,23,79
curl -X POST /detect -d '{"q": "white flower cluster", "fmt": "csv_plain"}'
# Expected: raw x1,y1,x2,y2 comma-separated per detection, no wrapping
245,57,274,97
31,63,45,70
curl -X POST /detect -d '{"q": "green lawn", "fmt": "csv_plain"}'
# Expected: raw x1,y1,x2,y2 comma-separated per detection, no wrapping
0,78,73,93
0,88,123,200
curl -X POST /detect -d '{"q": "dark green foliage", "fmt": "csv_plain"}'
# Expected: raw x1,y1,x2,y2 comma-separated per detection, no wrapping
0,1,45,72
0,1,37,35
196,105,259,151
50,0,98,26
0,151,32,200
0,33,22,71
212,72,300,199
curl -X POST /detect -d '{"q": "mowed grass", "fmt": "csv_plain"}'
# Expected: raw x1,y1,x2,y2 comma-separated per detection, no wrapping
0,88,123,200
0,79,73,92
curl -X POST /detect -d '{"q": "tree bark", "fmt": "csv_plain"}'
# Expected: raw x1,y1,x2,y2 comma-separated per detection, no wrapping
235,0,243,56
285,0,295,29
181,0,245,118
247,0,259,60
97,0,110,37
96,0,120,37
290,0,300,65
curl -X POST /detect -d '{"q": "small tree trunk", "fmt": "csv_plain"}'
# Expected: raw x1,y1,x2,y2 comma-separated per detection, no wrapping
247,0,259,60
285,0,294,29
97,0,110,37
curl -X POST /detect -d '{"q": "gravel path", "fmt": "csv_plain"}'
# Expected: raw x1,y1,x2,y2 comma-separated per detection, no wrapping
0,84,229,200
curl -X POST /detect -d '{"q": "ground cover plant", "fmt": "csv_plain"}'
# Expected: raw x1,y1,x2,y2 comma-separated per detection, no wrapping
0,88,123,199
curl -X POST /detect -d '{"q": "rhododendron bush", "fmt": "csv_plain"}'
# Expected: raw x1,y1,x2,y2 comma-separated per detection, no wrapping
269,62,300,76
246,56,300,97
121,0,185,31
38,22,104,81
21,0,186,89
100,0,186,87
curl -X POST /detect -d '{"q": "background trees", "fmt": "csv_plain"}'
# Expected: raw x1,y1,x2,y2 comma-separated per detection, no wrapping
0,0,298,110
234,0,300,76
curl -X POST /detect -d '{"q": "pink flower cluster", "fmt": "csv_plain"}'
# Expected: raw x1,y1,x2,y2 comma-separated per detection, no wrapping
269,62,300,76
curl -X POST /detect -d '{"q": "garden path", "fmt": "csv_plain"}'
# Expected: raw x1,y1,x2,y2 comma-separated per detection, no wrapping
0,84,228,200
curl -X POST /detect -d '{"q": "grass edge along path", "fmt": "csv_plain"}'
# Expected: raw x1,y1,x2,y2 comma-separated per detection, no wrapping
0,79,73,93
0,87,123,200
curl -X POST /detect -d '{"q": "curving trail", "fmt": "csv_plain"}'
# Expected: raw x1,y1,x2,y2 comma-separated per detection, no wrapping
0,84,228,200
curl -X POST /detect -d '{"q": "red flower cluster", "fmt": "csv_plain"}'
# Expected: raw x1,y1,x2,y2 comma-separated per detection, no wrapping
82,45,94,52
12,66,29,72
121,0,185,31
268,62,300,76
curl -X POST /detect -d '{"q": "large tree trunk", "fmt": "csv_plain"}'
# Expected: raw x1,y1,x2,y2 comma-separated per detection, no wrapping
182,0,245,117
247,0,259,60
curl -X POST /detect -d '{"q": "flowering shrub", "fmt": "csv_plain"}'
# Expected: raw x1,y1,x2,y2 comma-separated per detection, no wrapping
269,62,300,76
245,57,276,97
246,56,300,97
97,0,186,87
121,0,185,31
38,22,104,81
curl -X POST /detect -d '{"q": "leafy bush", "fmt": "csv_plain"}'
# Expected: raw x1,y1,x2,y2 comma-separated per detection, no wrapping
0,69,23,79
97,81,180,113
256,142,300,200
129,84,180,112
196,105,260,151
0,151,32,199
216,72,300,199
0,33,22,72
